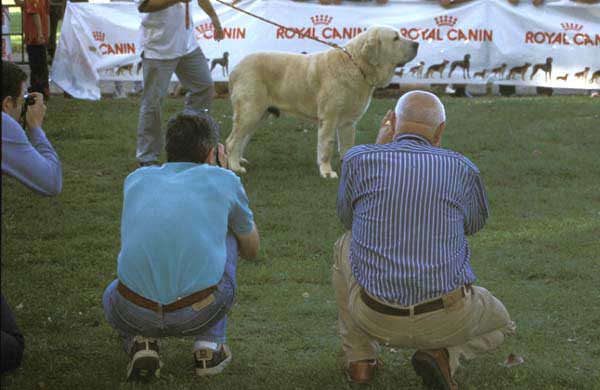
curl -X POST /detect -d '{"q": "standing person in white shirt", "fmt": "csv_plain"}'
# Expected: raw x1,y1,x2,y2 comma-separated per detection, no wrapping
135,0,223,166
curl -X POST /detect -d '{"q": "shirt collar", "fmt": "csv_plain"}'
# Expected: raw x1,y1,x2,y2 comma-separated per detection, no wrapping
393,133,432,146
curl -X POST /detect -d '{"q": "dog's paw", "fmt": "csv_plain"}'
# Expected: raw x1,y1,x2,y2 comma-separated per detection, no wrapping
320,170,338,179
230,165,247,175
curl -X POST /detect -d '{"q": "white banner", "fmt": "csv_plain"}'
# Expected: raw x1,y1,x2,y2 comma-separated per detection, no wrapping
1,6,12,62
51,0,600,100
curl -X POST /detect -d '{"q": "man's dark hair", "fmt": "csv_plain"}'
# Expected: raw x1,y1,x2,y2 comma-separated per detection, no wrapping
1,62,28,103
166,112,220,163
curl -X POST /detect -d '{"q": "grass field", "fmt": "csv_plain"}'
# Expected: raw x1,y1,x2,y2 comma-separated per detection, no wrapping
1,95,599,389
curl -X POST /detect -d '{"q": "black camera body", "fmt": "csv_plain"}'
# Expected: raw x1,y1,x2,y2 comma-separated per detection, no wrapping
20,94,37,128
24,94,36,107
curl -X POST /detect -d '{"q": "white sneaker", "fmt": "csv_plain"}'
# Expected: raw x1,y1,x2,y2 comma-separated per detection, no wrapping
194,344,232,376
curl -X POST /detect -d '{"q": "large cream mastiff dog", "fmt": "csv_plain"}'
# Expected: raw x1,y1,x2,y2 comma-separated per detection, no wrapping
226,26,419,178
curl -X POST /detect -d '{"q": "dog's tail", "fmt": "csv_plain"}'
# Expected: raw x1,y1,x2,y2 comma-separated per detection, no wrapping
267,106,280,118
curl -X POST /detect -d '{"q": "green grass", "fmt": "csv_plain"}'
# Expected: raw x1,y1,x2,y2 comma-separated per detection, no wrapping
2,95,599,389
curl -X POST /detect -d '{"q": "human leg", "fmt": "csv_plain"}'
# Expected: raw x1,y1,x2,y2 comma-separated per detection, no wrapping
446,286,516,374
333,231,379,363
174,48,214,113
114,81,127,98
102,279,163,381
136,56,177,163
347,279,514,387
27,45,50,99
192,233,237,376
1,292,25,373
48,6,62,59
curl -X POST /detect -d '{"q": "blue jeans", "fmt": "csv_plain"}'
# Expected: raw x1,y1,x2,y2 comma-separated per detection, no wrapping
136,47,214,163
103,234,237,345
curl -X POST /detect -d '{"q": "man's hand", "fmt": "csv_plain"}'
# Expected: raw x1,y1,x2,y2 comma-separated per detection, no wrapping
198,0,224,41
36,31,45,44
25,92,46,130
216,143,228,168
375,110,396,144
212,22,224,41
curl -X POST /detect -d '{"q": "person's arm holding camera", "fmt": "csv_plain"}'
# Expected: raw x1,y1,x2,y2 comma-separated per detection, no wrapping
210,142,260,260
1,92,62,196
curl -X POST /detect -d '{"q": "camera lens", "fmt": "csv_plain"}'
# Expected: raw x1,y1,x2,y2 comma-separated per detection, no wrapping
24,94,36,106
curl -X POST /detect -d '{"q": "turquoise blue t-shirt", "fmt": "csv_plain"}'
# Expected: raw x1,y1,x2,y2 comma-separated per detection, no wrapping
117,163,254,304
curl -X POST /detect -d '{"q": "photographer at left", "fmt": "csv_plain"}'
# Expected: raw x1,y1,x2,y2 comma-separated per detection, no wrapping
1,61,62,374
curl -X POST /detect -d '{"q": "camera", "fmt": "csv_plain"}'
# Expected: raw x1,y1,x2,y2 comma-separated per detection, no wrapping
20,94,37,127
24,94,36,106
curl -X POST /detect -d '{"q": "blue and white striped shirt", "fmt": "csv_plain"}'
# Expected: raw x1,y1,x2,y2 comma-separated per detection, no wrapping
337,133,489,306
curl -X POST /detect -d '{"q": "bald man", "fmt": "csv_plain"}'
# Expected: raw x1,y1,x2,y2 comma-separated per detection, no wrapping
334,91,515,389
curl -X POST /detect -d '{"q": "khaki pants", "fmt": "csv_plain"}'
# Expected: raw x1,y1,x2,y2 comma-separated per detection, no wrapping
332,231,516,374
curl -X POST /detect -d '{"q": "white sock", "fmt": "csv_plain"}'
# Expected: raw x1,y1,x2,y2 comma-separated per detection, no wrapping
194,341,219,352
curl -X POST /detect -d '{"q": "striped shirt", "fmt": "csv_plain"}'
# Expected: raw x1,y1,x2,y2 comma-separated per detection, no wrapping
337,133,489,306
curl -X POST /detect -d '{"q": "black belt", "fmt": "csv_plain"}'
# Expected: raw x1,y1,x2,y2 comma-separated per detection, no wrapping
359,286,467,317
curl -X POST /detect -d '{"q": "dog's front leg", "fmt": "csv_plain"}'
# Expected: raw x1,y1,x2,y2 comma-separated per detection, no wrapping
317,119,338,179
337,122,356,161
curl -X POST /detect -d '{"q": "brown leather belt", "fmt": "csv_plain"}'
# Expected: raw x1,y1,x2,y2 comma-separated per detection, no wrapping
360,285,469,316
117,281,217,313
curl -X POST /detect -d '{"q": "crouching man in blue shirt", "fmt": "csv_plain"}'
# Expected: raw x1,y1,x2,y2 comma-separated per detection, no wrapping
103,112,259,382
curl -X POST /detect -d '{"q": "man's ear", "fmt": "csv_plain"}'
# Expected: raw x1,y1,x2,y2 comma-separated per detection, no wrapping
433,121,446,147
360,36,381,66
2,96,14,114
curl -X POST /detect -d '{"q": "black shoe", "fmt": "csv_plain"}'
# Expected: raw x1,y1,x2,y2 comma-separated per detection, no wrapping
126,336,162,382
139,161,161,168
194,344,232,376
411,349,457,390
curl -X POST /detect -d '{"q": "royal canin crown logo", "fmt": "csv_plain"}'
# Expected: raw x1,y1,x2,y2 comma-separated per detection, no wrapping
197,23,214,34
310,14,333,26
92,31,105,42
435,15,458,27
560,22,583,31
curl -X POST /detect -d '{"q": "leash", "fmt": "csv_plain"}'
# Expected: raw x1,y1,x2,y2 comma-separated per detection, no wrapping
186,2,190,29
213,0,367,80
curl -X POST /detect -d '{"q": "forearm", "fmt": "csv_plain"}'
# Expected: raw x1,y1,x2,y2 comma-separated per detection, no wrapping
33,14,42,36
3,128,63,196
138,0,181,13
235,224,260,260
198,0,220,25
464,176,489,235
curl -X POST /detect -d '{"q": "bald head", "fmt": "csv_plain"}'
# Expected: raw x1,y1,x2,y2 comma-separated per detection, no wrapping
394,91,446,142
